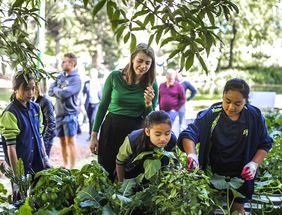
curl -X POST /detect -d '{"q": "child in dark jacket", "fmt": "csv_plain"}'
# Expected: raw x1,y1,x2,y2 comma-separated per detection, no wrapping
178,78,273,214
116,110,177,182
34,82,56,157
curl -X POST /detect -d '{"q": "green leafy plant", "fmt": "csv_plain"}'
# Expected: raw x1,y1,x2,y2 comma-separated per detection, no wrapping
29,167,76,211
0,181,7,203
211,174,244,214
0,159,32,205
73,160,116,214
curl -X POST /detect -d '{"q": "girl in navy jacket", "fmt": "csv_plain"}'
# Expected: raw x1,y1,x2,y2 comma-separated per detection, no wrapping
178,78,273,214
0,73,51,200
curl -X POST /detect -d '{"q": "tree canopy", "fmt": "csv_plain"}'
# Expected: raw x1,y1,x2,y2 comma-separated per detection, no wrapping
1,0,240,77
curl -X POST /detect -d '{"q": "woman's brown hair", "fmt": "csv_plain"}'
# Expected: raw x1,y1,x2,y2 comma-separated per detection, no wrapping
123,43,156,87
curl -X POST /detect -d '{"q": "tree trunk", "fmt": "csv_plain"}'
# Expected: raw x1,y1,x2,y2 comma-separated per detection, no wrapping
215,43,223,72
1,62,6,77
91,42,104,70
228,21,237,68
55,32,61,70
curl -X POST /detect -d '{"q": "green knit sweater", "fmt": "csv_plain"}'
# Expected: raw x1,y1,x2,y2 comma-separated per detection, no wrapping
92,70,158,132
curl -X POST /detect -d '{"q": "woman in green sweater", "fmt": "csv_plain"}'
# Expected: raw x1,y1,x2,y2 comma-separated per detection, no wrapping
89,43,158,181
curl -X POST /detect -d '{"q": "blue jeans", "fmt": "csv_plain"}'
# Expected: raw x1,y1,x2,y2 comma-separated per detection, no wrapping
178,104,186,127
166,110,179,123
86,103,99,136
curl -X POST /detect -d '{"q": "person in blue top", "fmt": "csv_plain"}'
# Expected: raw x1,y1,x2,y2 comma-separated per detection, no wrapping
176,73,197,131
49,53,82,169
177,78,273,214
0,73,51,200
82,68,101,140
116,110,177,182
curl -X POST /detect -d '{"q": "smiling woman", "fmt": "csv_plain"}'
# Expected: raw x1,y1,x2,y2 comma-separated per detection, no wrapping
89,43,159,181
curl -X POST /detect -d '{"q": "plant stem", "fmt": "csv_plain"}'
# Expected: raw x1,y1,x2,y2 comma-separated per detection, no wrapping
227,188,230,215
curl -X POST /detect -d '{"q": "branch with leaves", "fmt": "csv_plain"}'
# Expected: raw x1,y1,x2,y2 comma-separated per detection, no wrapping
88,0,239,73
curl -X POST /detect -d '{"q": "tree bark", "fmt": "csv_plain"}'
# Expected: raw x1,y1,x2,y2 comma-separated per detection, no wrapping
55,32,60,70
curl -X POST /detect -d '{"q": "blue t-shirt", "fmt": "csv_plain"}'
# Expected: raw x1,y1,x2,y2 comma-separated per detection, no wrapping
210,109,247,176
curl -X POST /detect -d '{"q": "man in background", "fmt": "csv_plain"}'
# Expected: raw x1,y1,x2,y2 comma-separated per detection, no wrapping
49,53,82,169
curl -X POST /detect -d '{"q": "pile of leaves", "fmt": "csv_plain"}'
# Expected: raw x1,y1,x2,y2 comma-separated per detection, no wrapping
29,167,76,212
72,160,116,214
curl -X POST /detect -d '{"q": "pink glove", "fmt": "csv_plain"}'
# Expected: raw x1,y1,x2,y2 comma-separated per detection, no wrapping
241,161,258,180
187,153,199,171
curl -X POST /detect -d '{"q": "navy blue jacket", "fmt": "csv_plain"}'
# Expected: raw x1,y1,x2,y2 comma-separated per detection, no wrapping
0,99,45,174
116,129,177,177
178,102,273,170
35,95,56,145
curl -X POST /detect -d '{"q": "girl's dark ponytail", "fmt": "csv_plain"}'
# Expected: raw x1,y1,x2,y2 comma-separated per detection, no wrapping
10,92,16,102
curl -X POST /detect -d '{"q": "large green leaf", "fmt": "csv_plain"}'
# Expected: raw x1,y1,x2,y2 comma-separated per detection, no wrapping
144,159,161,180
160,37,175,48
185,52,195,71
147,33,155,48
83,0,89,8
133,151,154,162
115,25,126,42
230,188,245,199
155,28,163,44
132,10,148,20
180,53,186,71
116,194,132,203
196,52,209,74
229,177,244,189
210,174,228,190
76,185,103,208
130,34,137,53
92,0,106,17
106,1,115,19
123,32,130,43
119,178,136,197
167,49,181,61
18,198,33,215
102,204,115,215
207,10,215,26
